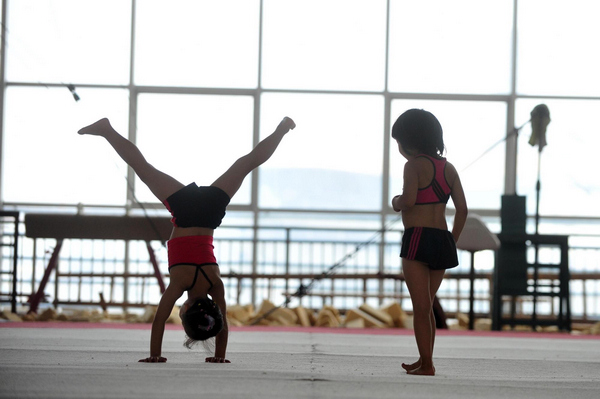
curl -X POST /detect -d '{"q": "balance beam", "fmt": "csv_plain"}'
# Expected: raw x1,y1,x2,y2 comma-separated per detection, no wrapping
24,213,173,313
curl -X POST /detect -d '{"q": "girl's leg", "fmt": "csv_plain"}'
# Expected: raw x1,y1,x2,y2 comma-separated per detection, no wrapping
401,268,445,371
211,117,295,199
402,308,437,372
78,118,184,202
402,259,436,376
427,270,446,364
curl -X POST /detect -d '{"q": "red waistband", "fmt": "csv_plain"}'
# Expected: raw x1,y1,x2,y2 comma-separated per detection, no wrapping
167,235,216,268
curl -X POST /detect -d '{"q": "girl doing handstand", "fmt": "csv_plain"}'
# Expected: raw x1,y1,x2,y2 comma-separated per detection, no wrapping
79,116,296,364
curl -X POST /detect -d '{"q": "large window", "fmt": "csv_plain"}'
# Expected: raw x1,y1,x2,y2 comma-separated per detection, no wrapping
3,87,130,205
135,94,255,205
516,98,600,219
6,1,131,85
1,0,599,226
516,0,600,97
135,0,260,88
259,92,384,210
388,0,514,94
261,0,387,91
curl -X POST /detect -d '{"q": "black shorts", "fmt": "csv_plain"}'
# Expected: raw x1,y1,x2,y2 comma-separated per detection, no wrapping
163,184,230,229
400,227,458,270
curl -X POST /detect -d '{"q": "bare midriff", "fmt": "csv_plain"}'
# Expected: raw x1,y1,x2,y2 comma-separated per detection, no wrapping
170,226,215,240
401,203,448,231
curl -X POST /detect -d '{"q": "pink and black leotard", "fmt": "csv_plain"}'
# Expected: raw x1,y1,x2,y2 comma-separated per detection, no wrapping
400,154,458,270
414,154,451,205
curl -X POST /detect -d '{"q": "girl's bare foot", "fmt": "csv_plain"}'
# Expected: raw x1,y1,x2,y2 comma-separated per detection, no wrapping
78,118,114,136
407,364,435,376
402,359,421,372
402,359,436,373
276,117,296,133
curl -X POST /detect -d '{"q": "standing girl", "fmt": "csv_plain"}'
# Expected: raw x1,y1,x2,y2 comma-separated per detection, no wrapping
391,109,468,375
78,116,296,364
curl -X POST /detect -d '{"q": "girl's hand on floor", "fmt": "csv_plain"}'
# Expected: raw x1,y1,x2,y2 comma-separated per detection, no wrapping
138,356,167,363
205,357,230,363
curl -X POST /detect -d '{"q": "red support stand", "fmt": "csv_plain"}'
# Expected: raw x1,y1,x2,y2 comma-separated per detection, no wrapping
146,242,166,294
28,239,63,314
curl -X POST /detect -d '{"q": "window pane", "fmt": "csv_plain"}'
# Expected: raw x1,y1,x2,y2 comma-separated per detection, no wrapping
516,99,600,218
259,93,384,210
3,87,130,205
261,0,387,91
135,94,254,205
259,212,381,231
135,0,259,88
388,0,513,94
389,100,507,211
6,0,131,84
517,0,600,96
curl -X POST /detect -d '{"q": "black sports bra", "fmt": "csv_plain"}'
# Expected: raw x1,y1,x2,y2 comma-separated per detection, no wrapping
170,263,214,291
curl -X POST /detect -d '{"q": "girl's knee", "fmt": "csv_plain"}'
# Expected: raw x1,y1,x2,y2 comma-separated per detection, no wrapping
228,155,255,177
412,304,432,317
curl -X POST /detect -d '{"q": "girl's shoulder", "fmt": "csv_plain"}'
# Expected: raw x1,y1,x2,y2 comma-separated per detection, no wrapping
444,160,458,173
443,160,460,187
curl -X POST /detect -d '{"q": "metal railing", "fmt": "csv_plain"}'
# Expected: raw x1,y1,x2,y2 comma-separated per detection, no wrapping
1,222,599,322
0,211,19,312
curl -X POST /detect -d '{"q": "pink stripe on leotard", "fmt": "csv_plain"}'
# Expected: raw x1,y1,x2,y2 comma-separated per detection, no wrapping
407,227,422,260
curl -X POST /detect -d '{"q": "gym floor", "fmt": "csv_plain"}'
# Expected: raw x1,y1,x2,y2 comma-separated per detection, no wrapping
1,322,599,399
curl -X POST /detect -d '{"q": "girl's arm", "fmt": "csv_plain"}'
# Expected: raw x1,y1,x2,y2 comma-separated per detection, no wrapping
448,164,468,241
139,284,184,363
392,161,418,212
206,280,230,363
